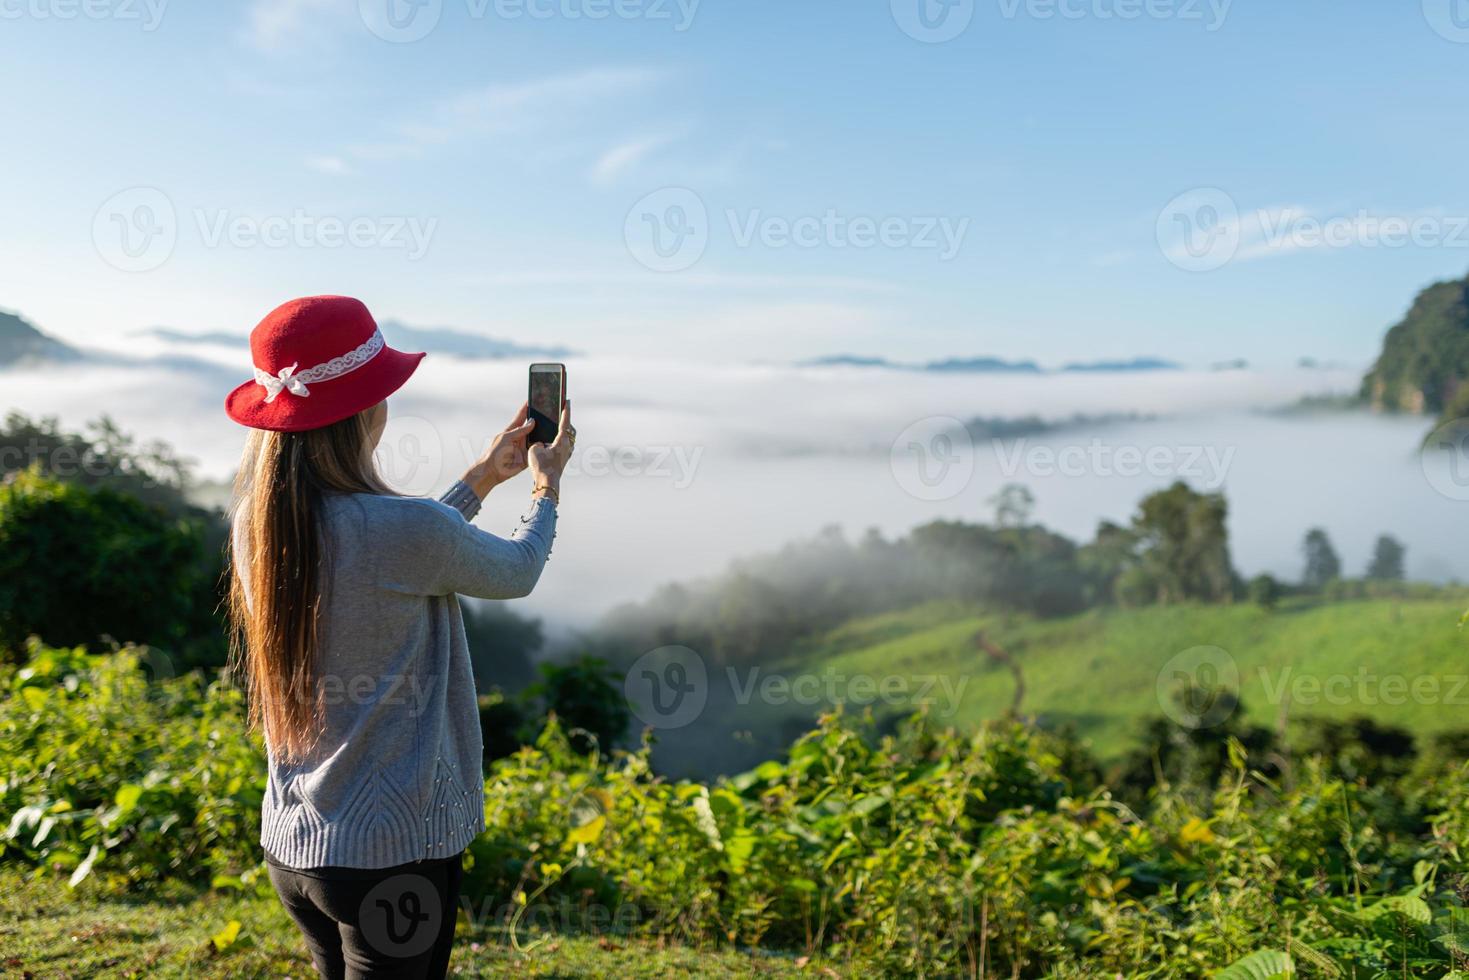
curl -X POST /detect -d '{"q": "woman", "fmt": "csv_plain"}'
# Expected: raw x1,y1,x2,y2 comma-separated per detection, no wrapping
224,296,573,979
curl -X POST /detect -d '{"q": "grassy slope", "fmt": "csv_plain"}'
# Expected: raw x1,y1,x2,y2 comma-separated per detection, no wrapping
756,595,1469,762
0,871,828,979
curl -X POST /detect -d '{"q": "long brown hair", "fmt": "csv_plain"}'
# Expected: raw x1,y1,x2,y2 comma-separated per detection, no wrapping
227,407,389,762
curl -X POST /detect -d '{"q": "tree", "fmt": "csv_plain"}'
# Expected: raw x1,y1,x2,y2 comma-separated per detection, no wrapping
1301,528,1342,589
1247,573,1281,609
0,467,212,658
1366,534,1406,581
527,657,631,754
1123,482,1235,604
988,483,1034,529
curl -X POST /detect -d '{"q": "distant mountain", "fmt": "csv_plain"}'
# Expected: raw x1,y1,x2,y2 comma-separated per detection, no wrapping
1362,271,1469,421
141,327,241,346
137,320,574,360
1211,359,1250,372
797,354,1178,374
798,355,901,369
377,320,574,360
1061,357,1180,373
0,310,80,367
923,357,1042,374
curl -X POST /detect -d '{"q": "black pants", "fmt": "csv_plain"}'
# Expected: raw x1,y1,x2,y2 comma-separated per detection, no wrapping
267,852,464,980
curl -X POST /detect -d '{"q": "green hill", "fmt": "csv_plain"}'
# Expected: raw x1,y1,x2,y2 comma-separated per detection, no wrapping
0,309,78,366
1361,270,1469,420
691,594,1469,768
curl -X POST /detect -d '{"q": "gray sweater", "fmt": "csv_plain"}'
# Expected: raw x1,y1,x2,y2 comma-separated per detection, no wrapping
250,481,557,870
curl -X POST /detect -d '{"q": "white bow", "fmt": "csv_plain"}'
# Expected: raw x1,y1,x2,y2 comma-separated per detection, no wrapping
259,364,310,403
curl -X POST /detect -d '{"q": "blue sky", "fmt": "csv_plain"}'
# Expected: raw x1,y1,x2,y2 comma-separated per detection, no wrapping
4,0,1469,367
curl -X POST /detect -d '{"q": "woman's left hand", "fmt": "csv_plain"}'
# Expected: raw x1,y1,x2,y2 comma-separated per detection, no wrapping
466,402,535,497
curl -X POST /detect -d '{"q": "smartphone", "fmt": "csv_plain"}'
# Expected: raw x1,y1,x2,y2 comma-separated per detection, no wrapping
528,363,566,446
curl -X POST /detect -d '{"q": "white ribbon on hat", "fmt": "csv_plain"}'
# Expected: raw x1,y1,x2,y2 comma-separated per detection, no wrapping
253,329,385,403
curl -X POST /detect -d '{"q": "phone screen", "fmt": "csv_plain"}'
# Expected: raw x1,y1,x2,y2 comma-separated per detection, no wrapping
528,363,565,446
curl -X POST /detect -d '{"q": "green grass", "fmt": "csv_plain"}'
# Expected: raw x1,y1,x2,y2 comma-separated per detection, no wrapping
743,594,1469,762
0,871,831,979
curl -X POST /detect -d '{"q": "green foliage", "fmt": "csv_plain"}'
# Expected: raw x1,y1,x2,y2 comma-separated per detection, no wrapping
0,642,264,886
1303,527,1343,590
7,641,1469,976
1368,534,1407,582
1121,480,1235,605
0,468,219,660
1249,573,1283,609
525,657,630,754
1360,272,1469,419
463,602,543,692
0,412,203,518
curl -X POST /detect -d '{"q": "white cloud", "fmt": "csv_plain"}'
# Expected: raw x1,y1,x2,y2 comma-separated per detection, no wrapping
343,67,671,165
305,155,352,175
241,0,341,53
590,135,674,186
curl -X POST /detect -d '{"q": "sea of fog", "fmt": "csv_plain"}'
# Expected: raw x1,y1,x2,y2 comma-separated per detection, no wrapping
2,344,1458,630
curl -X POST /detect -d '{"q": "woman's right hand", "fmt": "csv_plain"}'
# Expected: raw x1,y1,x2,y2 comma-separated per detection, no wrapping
528,401,574,492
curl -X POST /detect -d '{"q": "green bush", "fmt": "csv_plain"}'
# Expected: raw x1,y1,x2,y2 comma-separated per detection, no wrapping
0,642,264,887
0,468,218,661
4,642,1469,977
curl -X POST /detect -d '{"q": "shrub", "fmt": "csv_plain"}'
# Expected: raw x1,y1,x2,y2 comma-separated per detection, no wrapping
0,641,264,887
0,468,217,661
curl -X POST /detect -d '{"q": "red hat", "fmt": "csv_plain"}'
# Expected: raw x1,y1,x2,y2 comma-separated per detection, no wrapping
224,296,425,432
